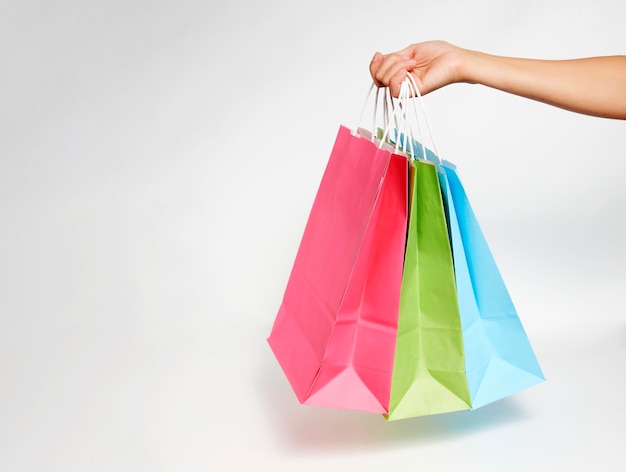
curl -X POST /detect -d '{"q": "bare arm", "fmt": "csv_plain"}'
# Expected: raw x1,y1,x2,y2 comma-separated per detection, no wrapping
370,41,626,120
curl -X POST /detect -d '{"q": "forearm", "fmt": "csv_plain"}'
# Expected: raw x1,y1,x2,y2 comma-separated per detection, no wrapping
460,49,626,119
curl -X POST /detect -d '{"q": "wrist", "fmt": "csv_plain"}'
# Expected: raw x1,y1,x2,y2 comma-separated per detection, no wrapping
456,48,484,85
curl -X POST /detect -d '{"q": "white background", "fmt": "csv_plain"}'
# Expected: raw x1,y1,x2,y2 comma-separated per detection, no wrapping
1,0,625,470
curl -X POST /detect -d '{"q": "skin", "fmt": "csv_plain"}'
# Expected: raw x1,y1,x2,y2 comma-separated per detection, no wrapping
370,41,626,120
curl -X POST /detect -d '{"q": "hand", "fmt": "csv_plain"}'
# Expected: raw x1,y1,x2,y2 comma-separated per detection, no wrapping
369,41,466,97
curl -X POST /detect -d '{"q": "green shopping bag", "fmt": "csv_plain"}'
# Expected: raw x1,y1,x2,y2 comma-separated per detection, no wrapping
386,159,472,421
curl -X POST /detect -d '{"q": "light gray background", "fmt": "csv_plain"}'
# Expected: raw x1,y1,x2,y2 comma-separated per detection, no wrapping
1,0,625,470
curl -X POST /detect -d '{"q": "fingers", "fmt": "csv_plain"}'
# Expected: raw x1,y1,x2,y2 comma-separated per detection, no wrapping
369,52,384,86
370,51,417,97
389,69,409,97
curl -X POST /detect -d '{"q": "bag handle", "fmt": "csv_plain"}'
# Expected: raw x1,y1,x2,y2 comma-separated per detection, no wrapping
379,79,423,158
354,82,376,137
354,77,440,162
354,83,401,144
396,79,423,158
403,74,440,161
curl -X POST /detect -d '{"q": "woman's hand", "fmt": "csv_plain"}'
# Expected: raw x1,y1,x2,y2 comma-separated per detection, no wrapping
369,41,466,97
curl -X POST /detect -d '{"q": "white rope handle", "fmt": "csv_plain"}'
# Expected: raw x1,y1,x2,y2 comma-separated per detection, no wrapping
380,79,421,158
397,80,416,156
355,82,404,148
380,86,407,150
354,78,440,162
354,82,377,137
404,74,440,160
401,76,426,160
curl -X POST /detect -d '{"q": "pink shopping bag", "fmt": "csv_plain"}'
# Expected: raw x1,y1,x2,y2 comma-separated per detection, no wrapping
267,125,408,413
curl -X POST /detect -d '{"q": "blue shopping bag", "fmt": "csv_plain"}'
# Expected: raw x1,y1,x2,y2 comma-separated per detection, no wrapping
442,161,544,407
407,139,545,409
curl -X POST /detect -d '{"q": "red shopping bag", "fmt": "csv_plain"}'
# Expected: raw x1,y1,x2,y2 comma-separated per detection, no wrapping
267,125,408,413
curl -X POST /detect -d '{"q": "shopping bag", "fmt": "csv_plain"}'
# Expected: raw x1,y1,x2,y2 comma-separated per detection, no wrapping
386,158,472,421
442,161,545,407
408,139,545,409
267,125,409,413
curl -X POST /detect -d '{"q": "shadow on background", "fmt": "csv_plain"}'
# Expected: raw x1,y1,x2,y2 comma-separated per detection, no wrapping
255,344,531,455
